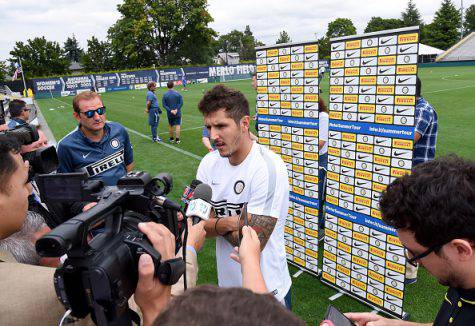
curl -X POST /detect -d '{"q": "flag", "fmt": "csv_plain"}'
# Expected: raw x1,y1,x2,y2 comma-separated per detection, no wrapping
12,63,22,81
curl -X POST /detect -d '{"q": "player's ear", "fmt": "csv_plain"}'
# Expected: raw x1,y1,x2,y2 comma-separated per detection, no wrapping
73,111,81,123
241,115,250,131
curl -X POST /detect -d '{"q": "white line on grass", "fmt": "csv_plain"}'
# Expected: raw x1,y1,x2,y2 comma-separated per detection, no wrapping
158,125,203,135
426,84,475,94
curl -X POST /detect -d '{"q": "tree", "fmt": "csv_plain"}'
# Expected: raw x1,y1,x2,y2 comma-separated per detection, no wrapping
317,36,330,59
425,0,461,49
64,35,83,63
326,18,356,39
401,0,422,26
108,0,216,66
81,36,114,72
365,17,404,33
215,26,261,62
9,37,70,78
0,61,8,82
464,4,475,35
276,30,291,44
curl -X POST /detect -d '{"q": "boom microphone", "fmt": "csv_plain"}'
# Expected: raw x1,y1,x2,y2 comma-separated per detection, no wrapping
186,183,213,224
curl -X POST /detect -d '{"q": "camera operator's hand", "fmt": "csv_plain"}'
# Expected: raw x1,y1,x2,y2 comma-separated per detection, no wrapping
82,202,97,212
135,222,177,325
0,124,8,132
185,219,206,252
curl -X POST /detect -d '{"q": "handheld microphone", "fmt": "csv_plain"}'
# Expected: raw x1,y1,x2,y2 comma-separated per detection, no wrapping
181,179,203,205
185,183,213,225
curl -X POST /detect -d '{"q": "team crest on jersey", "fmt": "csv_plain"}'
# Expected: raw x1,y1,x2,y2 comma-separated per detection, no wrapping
234,180,245,194
110,138,121,149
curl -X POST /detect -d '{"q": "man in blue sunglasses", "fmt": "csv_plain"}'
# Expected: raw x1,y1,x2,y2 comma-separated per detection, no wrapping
57,91,134,186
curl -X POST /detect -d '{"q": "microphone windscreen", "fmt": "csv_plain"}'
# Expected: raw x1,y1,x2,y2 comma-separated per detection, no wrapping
190,179,203,189
193,183,212,202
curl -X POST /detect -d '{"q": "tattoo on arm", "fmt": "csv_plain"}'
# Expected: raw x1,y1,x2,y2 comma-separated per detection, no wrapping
247,214,277,250
223,231,240,247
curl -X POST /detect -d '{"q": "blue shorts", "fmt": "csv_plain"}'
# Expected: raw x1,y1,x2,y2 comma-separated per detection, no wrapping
167,114,181,126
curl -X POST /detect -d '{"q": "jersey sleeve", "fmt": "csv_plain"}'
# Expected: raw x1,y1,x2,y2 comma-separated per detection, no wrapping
162,93,171,112
56,143,74,173
146,92,153,103
247,155,289,219
415,105,432,136
178,93,183,110
196,154,213,184
319,112,329,143
123,128,134,166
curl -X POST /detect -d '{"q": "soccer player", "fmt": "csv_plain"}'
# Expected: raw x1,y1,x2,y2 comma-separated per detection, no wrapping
145,81,162,142
162,81,184,144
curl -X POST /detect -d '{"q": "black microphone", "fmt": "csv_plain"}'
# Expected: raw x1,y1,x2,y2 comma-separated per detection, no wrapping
186,183,213,224
154,196,182,211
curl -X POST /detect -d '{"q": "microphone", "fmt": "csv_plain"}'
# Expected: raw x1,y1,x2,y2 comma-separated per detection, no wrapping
186,183,213,224
181,179,203,206
153,196,182,211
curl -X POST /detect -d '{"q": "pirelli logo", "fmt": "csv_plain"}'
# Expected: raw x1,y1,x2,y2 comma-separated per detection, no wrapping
85,149,124,177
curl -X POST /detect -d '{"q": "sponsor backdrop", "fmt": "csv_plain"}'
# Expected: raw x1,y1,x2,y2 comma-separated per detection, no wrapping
32,64,255,98
255,41,321,276
321,26,419,318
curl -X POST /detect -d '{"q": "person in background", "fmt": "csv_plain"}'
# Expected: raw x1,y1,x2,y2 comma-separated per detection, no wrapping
162,81,184,144
181,74,188,91
201,126,215,152
7,99,30,129
317,98,329,240
145,81,162,143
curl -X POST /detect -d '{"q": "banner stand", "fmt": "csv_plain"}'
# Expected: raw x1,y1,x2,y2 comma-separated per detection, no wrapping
288,261,321,279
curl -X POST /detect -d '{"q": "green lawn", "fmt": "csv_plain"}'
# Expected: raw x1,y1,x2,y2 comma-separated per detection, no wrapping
37,65,475,324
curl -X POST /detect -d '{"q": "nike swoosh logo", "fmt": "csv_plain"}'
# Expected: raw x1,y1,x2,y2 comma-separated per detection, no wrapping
292,49,299,53
292,129,300,133
398,77,411,83
362,59,373,65
257,74,265,78
292,96,300,100
270,133,278,137
257,95,266,100
370,256,382,262
360,116,371,121
379,68,391,73
342,144,351,149
346,51,357,57
331,71,339,76
281,88,288,92
329,158,338,162
306,185,316,189
292,73,300,77
330,97,339,101
269,81,277,85
82,152,91,159
270,103,277,107
345,78,355,83
388,245,401,252
400,46,413,53
257,52,265,57
354,242,366,247
396,108,410,114
305,54,316,60
385,296,398,303
305,80,315,85
380,38,392,44
355,207,366,212
375,140,387,144
369,279,380,286
280,65,288,70
305,162,315,166
387,272,401,278
394,151,406,157
305,104,316,109
357,155,369,160
281,110,289,115
360,88,371,93
344,106,354,111
332,44,342,50
374,167,385,172
377,97,389,103
269,58,277,63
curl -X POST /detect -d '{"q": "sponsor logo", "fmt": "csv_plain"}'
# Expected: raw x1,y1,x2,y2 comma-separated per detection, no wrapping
378,68,391,74
345,78,356,83
82,152,92,159
346,51,357,57
398,77,411,83
380,37,392,44
362,59,374,65
360,88,371,93
377,97,389,103
359,116,371,121
85,149,125,177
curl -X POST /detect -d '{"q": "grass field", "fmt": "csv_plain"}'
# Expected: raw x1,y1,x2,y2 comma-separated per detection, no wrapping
37,65,475,324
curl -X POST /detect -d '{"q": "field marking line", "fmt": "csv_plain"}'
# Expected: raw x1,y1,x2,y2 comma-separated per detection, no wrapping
292,269,304,278
426,84,475,94
158,125,202,135
328,292,344,301
124,126,203,161
50,96,70,107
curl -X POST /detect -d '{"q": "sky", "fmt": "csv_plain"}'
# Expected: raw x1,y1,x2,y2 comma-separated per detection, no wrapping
0,0,473,62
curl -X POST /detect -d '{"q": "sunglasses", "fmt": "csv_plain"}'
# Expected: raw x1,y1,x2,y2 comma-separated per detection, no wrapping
80,106,106,118
404,243,445,266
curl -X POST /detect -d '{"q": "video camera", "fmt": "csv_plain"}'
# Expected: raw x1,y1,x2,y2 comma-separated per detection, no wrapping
35,171,185,326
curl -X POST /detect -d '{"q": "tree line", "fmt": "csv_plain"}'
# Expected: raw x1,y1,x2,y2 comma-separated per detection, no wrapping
1,0,474,81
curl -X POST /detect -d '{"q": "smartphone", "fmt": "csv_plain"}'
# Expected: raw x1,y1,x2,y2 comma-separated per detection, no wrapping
322,305,355,326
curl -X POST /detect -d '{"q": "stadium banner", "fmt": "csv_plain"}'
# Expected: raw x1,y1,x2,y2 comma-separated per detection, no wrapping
93,73,121,93
158,68,182,87
208,64,256,82
183,66,210,82
32,77,63,98
116,69,158,90
255,42,321,276
321,26,419,319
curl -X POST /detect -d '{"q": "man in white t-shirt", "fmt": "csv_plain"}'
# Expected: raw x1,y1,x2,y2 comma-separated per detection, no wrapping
196,84,292,308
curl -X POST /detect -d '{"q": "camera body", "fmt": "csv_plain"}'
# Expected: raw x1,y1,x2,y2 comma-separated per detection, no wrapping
36,171,185,325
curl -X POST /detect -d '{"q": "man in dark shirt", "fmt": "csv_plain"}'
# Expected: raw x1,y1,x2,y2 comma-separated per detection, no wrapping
7,99,30,129
162,81,183,144
346,155,475,326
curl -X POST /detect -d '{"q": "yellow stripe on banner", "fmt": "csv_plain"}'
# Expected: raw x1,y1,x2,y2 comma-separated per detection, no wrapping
351,279,367,291
391,167,410,178
257,86,268,93
304,94,319,102
280,79,291,86
360,76,377,85
305,248,318,259
304,175,319,184
293,256,305,266
371,209,382,219
354,232,369,243
386,261,405,274
361,47,378,57
358,104,376,113
322,272,336,284
284,226,293,235
285,246,293,255
337,264,351,276
270,125,281,132
331,60,344,69
338,219,353,229
268,72,280,79
368,270,385,283
305,70,318,78
340,183,354,194
259,138,269,145
378,56,396,66
281,155,292,163
372,182,387,193
257,65,267,72
395,96,415,106
342,133,357,142
328,147,341,157
324,250,336,262
338,242,352,253
346,40,361,49
344,94,358,103
304,152,318,161
267,49,279,57
291,86,304,94
375,114,393,124
279,55,291,63
304,44,318,53
377,86,395,95
329,111,343,120
374,155,391,166
387,235,402,246
291,62,304,70
293,187,304,195
355,196,371,207
398,33,418,44
325,228,337,239
281,101,291,109
292,143,304,151
294,237,305,247
293,217,305,226
370,246,386,258
341,159,356,169
306,228,318,238
385,285,404,299
304,129,318,137
327,172,340,182
292,110,304,117
345,68,359,76
397,65,417,74
305,206,318,216
330,85,344,94
282,133,291,141
257,108,269,115
293,165,303,173
352,255,369,268
269,93,280,101
355,170,372,181
357,143,374,153
393,139,413,149
367,294,384,306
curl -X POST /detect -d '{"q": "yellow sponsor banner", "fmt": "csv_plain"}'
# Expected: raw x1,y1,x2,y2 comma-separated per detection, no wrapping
257,108,269,115
378,56,396,66
375,114,394,124
281,101,291,109
282,133,292,141
270,146,281,154
354,232,369,243
304,44,318,53
355,170,372,180
267,49,279,57
398,33,419,44
291,86,304,94
324,250,336,262
331,60,344,68
372,182,387,193
322,272,336,284
292,142,304,151
341,158,356,169
257,86,268,93
288,207,293,215
377,86,395,94
337,264,351,276
293,186,304,195
268,72,280,79
397,65,417,74
293,256,305,266
374,155,391,166
344,94,358,103
386,261,405,274
327,196,338,206
391,167,410,178
293,217,305,226
395,96,415,106
370,246,386,259
327,172,340,182
282,155,292,163
329,111,343,120
345,67,360,76
270,125,281,132
368,270,385,283
284,226,293,235
340,183,354,194
292,109,304,117
305,248,318,259
305,206,318,216
355,196,371,207
304,175,319,184
304,129,318,137
304,152,319,161
285,246,293,254
305,70,318,77
291,62,304,70
342,132,357,142
259,138,270,145
361,47,378,57
330,85,344,94
288,176,293,184
328,147,341,157
338,242,352,253
351,278,367,291
280,79,291,86
385,285,404,299
346,39,361,49
338,218,353,229
358,104,376,113
279,55,291,63
293,165,304,173
367,294,384,307
268,93,280,101
357,143,374,153
294,237,305,246
360,76,377,85
387,235,402,246
352,255,369,268
393,138,413,149
304,94,319,102
257,65,267,72
371,209,382,219
305,228,318,238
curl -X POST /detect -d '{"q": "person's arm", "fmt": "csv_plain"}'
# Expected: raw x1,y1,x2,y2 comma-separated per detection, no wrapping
178,93,183,110
345,312,431,326
56,143,74,173
0,124,7,132
146,100,151,113
126,162,134,172
162,94,171,113
414,104,431,144
202,136,214,152
123,128,134,171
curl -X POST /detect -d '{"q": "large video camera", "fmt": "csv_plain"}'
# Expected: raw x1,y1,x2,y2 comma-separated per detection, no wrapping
35,171,185,326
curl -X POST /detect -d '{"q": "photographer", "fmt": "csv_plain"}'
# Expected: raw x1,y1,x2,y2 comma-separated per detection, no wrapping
7,99,30,130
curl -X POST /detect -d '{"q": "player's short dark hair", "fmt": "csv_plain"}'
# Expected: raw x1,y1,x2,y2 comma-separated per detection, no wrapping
153,285,305,326
0,136,21,194
380,155,475,248
251,71,257,78
415,76,421,97
198,85,249,124
147,81,156,91
72,91,101,114
8,99,27,118
167,81,174,89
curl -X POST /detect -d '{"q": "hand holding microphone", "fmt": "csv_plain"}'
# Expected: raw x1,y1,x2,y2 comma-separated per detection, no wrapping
185,183,213,225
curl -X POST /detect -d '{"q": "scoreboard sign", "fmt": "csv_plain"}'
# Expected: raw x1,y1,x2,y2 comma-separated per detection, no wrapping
321,27,419,318
255,42,321,275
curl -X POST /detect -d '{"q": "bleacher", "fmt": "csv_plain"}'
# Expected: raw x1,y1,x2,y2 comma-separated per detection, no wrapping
436,32,475,62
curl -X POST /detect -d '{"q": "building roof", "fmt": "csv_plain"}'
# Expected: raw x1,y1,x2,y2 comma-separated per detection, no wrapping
418,43,444,55
436,32,475,62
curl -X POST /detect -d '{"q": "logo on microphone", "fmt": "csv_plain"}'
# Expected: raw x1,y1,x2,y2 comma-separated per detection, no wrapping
234,180,245,194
